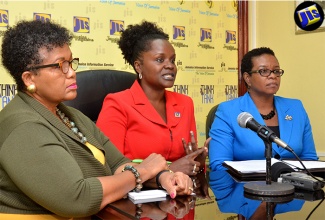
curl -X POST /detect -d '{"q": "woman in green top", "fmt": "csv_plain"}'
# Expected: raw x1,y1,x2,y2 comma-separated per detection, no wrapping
0,20,193,218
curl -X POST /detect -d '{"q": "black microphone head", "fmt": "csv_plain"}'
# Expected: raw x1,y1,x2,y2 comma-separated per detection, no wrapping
237,112,253,128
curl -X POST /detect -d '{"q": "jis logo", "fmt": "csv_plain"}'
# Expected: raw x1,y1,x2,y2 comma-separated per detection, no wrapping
0,9,9,28
200,28,212,42
110,20,124,36
33,13,51,22
294,1,324,31
173,26,185,40
297,4,321,28
225,30,236,44
73,16,90,33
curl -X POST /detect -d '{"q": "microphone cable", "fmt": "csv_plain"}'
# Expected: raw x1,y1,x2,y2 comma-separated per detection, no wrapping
305,194,324,220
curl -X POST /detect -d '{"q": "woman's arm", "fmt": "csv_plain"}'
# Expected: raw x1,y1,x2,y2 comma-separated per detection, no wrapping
98,154,193,209
301,106,318,160
208,104,235,171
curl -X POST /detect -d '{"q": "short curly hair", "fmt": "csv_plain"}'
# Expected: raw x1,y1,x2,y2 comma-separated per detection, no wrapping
118,20,169,73
1,20,73,91
240,47,276,88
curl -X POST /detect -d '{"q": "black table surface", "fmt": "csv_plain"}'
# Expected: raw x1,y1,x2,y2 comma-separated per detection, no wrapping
94,180,324,220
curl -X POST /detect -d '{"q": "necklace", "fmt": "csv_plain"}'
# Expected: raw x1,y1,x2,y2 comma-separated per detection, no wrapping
56,108,87,143
260,109,275,120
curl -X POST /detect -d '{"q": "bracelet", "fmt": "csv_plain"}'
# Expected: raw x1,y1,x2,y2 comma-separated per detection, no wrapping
135,204,142,219
122,165,142,192
156,170,173,189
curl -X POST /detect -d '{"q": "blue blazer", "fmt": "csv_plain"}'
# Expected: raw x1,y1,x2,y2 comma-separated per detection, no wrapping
209,92,318,171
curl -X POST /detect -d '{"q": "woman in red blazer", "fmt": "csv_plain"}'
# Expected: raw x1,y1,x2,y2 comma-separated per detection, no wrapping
96,21,209,180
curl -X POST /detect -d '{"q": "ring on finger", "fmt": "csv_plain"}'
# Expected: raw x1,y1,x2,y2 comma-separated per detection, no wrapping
192,179,197,188
188,143,192,151
189,187,193,191
192,164,196,173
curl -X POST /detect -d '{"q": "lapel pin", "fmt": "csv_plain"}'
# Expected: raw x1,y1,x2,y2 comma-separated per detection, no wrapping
174,112,181,118
285,115,292,121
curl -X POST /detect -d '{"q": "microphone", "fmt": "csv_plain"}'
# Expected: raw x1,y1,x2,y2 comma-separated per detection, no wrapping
237,112,293,152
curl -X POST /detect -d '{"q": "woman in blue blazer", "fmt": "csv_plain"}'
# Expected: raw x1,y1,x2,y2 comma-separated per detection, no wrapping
209,47,318,171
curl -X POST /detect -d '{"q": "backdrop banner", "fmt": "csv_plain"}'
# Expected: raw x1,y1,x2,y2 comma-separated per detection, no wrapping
0,0,238,145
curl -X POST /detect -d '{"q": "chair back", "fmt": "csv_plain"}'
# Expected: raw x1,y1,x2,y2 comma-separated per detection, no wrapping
206,104,219,139
63,69,136,122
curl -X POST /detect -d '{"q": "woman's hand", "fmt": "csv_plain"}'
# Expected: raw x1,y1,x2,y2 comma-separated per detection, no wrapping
192,172,211,199
195,137,210,165
183,134,210,167
136,153,169,180
168,132,210,176
169,148,206,176
159,171,193,198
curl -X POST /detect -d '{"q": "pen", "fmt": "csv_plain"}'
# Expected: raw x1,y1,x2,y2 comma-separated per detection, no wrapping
132,159,172,164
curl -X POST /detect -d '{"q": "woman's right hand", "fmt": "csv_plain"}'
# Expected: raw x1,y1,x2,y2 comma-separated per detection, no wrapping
136,153,169,180
159,171,193,198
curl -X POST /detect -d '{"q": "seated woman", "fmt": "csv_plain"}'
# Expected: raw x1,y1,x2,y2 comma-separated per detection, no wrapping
96,21,209,179
0,20,193,218
209,47,318,172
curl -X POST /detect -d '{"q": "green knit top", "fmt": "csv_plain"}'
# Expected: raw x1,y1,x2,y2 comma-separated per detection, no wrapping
0,92,130,217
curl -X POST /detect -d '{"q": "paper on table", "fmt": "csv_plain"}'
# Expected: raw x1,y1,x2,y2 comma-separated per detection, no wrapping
282,160,325,170
223,158,281,173
128,189,168,204
223,159,325,174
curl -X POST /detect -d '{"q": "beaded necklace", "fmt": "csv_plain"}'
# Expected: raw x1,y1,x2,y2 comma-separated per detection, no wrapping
56,108,87,143
260,109,275,120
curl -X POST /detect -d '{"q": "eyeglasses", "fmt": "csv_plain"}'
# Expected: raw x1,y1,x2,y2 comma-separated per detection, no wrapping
249,69,284,77
26,58,79,74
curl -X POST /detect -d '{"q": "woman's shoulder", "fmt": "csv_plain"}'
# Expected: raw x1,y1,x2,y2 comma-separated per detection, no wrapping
0,95,49,135
0,94,38,120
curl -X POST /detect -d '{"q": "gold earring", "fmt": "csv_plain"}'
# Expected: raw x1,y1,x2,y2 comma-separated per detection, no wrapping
27,84,36,93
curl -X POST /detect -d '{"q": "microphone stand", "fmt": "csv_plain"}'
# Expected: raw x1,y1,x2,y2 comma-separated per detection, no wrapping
264,140,272,185
243,126,295,197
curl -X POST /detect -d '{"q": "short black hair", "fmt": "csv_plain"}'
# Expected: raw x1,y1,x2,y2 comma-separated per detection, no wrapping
1,20,73,91
241,47,275,75
118,20,169,72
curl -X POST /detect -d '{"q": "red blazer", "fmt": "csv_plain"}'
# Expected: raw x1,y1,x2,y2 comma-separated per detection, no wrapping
96,80,197,161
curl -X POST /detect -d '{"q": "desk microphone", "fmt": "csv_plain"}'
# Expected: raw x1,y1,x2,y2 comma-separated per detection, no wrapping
237,112,293,153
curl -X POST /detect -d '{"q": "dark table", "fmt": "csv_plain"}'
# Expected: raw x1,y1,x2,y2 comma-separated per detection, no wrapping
94,171,325,220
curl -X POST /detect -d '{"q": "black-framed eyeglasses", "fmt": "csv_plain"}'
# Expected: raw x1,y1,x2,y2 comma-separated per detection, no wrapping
249,69,284,77
26,58,79,74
